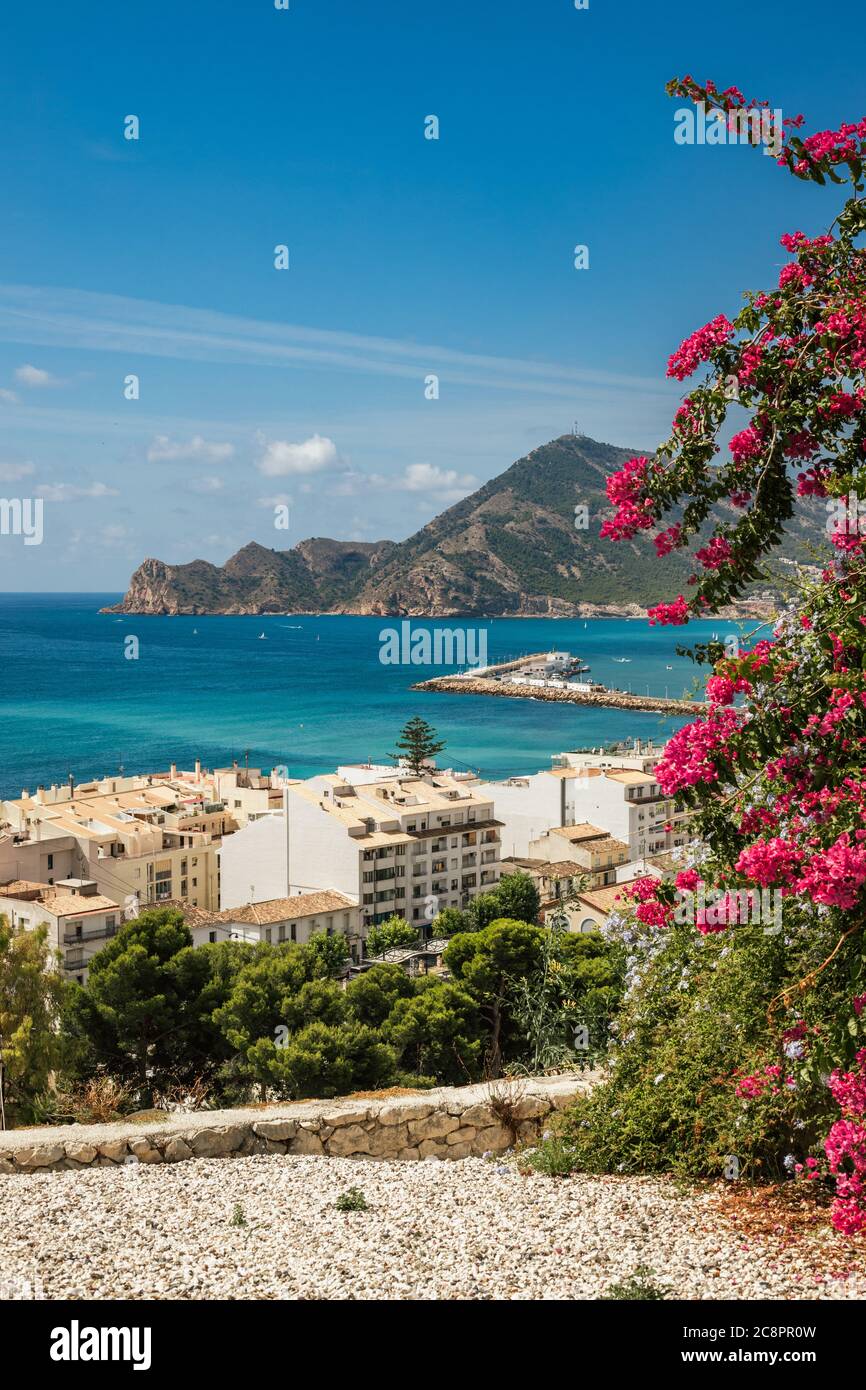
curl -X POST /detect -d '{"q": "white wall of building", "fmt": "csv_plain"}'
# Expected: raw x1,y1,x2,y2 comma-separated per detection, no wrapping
219,814,287,909
473,772,570,859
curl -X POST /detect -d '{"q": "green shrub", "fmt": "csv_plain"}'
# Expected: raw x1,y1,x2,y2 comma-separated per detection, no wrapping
522,1136,580,1177
602,1265,669,1300
561,911,844,1180
335,1186,369,1212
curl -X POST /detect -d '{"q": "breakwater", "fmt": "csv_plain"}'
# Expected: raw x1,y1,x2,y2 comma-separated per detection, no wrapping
412,674,703,715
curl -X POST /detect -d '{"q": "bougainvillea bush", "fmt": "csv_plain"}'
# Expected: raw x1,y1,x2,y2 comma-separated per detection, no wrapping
565,77,866,1231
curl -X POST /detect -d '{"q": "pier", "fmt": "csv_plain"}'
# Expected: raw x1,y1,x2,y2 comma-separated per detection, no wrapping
412,673,703,715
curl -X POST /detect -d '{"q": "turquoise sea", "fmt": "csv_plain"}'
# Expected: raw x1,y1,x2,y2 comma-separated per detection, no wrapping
0,595,748,798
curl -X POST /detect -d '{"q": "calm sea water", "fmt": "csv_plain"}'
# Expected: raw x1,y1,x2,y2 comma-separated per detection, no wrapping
0,595,743,797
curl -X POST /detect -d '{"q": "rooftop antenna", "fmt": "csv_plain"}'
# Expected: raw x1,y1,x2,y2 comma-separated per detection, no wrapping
572,420,580,437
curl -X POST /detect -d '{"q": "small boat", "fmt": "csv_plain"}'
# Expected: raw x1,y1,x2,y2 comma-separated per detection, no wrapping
666,664,673,670
612,657,631,663
258,632,267,640
193,628,198,634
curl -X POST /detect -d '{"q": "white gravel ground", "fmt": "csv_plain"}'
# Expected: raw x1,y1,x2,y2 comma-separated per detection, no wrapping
1,1154,864,1300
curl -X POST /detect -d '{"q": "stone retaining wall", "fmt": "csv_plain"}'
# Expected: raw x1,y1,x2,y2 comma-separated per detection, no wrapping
0,1073,596,1175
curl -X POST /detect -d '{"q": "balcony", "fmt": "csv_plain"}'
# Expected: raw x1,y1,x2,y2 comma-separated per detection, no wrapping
63,923,117,945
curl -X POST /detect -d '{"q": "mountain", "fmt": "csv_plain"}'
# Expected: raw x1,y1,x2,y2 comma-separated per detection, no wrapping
104,434,827,617
103,540,394,616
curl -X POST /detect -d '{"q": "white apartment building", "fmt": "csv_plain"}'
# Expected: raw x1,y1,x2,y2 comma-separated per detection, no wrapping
220,770,502,932
563,767,688,860
527,823,631,885
472,768,579,859
177,890,362,959
0,767,241,913
0,878,124,984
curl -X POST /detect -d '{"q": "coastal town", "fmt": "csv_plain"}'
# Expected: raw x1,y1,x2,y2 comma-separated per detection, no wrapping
0,730,685,984
4,0,865,1335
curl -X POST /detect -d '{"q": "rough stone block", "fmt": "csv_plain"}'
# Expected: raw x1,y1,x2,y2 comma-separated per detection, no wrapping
252,1119,297,1141
377,1099,434,1125
163,1137,193,1163
129,1138,162,1164
187,1125,247,1158
512,1095,550,1121
442,1142,473,1160
446,1126,475,1145
14,1144,65,1169
418,1139,447,1158
409,1112,461,1143
460,1103,497,1129
65,1142,97,1164
289,1129,325,1156
325,1124,372,1157
473,1124,512,1153
322,1107,370,1128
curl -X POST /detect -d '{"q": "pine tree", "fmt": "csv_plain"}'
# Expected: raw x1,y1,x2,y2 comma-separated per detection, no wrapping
388,717,445,776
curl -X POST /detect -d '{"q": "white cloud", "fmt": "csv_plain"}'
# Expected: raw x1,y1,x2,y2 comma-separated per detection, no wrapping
187,475,225,493
14,363,62,388
99,523,132,547
0,462,35,482
0,285,671,401
257,432,342,477
0,388,18,404
147,434,235,463
36,481,119,501
256,493,292,507
396,462,479,500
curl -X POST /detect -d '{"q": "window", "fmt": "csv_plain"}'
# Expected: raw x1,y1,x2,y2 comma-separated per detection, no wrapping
209,931,217,944
290,924,297,942
266,928,272,944
47,854,54,869
278,924,286,942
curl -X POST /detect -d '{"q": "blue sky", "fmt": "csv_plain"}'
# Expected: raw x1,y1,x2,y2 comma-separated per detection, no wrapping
1,0,864,589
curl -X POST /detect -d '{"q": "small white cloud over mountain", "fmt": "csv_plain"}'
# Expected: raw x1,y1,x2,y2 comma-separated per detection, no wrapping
396,462,479,500
256,433,342,477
